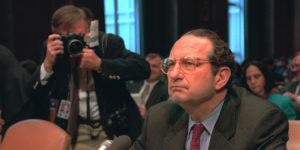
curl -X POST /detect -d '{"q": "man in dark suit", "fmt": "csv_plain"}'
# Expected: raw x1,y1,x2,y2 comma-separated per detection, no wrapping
131,29,288,150
280,52,300,118
0,44,33,135
26,5,150,149
128,53,168,118
281,52,300,101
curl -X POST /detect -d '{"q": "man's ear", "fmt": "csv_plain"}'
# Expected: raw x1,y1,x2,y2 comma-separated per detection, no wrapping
215,66,231,90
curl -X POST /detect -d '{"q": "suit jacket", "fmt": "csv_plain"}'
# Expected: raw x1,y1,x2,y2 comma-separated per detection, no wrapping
26,32,150,141
280,81,299,94
131,87,288,150
0,44,34,133
128,79,168,109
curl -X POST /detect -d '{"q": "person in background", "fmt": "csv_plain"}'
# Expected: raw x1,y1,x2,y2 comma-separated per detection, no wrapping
20,59,38,75
273,56,289,83
261,57,285,91
281,52,300,102
280,52,300,119
0,44,34,136
128,53,168,118
131,28,288,150
26,5,150,150
243,60,297,119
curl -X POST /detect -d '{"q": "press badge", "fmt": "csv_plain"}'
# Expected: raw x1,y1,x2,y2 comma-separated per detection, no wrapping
57,100,71,119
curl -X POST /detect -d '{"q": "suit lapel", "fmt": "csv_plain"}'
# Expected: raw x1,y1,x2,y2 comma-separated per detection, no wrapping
209,88,240,150
209,130,233,149
146,81,161,108
291,82,299,93
163,106,189,150
130,81,144,93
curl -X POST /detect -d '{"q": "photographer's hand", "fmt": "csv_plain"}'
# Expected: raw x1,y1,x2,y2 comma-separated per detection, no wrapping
80,48,101,71
44,34,64,73
283,92,297,102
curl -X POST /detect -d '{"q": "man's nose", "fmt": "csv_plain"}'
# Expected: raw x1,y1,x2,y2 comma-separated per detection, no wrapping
168,63,183,78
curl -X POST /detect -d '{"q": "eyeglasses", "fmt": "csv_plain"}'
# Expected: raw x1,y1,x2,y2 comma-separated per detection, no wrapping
161,56,212,74
291,63,300,71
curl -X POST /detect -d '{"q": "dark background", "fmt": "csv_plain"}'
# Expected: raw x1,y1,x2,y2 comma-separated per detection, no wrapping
0,0,298,63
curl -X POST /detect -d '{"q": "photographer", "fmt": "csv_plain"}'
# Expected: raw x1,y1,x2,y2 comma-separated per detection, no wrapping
26,5,150,149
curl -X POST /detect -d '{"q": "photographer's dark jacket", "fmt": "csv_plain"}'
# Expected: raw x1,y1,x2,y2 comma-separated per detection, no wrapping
26,32,150,141
0,44,34,134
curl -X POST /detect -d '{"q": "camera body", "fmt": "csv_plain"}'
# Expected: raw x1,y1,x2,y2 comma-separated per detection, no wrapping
60,33,87,55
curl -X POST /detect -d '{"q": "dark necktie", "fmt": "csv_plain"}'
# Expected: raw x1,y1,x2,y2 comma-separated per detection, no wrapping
190,124,205,150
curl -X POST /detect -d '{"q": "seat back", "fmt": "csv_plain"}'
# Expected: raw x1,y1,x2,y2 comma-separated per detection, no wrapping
0,119,70,150
287,120,300,150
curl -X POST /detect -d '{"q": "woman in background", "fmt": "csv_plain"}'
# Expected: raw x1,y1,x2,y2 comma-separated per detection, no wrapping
244,60,297,120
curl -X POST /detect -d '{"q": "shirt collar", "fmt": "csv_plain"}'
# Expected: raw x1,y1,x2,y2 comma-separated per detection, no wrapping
188,100,224,135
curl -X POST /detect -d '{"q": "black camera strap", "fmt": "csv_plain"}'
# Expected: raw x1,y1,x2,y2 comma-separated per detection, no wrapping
82,70,101,128
86,70,91,123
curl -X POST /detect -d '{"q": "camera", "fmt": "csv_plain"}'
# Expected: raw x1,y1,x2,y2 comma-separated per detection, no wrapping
103,106,129,138
60,33,87,55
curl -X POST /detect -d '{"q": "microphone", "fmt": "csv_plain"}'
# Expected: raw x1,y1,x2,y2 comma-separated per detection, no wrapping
98,135,132,150
108,135,132,150
98,140,113,150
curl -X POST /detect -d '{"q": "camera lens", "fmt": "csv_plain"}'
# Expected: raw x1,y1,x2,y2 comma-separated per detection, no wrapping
67,39,84,55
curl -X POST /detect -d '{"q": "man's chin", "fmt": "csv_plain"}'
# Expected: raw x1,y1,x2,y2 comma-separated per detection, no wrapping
170,94,188,103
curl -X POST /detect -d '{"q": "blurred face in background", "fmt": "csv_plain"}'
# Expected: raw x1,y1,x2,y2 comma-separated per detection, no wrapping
146,56,162,82
246,65,266,96
291,55,300,80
